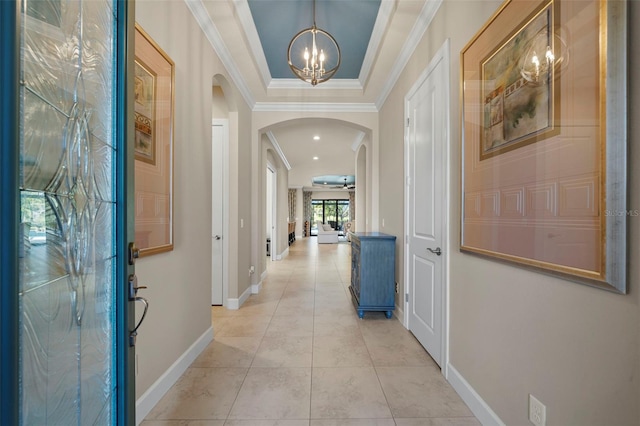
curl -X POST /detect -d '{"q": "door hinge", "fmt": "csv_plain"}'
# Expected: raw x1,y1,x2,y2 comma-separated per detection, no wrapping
405,293,409,302
406,117,410,127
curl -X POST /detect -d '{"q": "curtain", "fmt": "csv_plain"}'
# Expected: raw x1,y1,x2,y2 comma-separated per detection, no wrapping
349,191,355,221
288,189,296,221
303,190,312,225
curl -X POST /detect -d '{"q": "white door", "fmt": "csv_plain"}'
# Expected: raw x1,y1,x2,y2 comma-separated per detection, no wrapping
212,120,227,305
405,41,450,367
267,165,277,261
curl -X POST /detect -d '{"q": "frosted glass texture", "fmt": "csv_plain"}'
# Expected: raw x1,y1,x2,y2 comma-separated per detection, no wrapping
19,0,116,424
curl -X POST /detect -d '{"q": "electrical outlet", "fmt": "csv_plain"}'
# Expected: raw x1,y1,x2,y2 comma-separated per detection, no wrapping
529,394,546,426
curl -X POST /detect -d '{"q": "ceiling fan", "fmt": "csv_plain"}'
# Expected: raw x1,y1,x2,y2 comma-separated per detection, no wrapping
341,177,356,190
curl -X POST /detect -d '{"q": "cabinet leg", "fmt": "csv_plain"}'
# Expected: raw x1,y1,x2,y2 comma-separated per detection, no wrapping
358,310,364,319
385,311,392,319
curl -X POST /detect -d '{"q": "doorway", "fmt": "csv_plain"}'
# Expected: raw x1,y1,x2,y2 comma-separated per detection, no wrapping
404,39,450,368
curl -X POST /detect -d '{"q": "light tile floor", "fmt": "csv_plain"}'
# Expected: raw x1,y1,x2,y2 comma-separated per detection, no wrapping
143,238,479,426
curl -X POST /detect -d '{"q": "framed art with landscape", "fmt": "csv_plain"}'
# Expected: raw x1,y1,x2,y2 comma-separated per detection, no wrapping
460,0,627,293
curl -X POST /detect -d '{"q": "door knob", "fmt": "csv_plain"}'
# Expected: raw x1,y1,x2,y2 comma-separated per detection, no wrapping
427,247,442,256
214,235,222,240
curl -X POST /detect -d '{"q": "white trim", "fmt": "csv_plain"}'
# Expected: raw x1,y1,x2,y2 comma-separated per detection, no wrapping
351,132,366,152
275,246,289,261
266,131,291,170
261,270,268,282
375,0,443,109
253,102,378,113
233,0,272,88
268,78,363,91
227,285,252,310
447,364,505,426
394,302,405,327
251,280,262,294
135,327,213,425
184,0,255,108
358,0,396,86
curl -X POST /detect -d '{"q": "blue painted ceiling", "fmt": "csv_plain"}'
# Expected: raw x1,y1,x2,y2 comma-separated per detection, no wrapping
247,0,381,79
312,175,355,187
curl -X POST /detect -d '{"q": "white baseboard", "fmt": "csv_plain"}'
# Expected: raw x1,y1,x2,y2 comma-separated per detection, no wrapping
447,363,504,426
275,247,289,261
227,285,252,309
261,270,268,282
251,280,262,294
394,302,405,327
136,327,213,425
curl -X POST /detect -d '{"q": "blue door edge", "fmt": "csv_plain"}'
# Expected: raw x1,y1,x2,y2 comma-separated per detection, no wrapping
0,1,21,424
115,0,136,424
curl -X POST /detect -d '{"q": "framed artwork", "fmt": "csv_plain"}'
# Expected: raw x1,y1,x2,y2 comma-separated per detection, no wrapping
460,0,627,293
134,58,156,164
134,24,175,256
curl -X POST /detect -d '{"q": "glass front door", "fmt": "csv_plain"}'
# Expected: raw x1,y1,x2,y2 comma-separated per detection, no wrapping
0,0,135,424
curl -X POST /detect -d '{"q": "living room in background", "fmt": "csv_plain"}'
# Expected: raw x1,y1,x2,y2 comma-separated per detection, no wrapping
311,199,350,236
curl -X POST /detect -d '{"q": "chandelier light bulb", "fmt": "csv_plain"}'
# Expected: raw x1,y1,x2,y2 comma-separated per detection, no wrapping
545,45,554,63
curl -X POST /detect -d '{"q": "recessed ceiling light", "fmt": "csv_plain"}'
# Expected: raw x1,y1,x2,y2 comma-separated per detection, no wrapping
313,156,319,160
323,182,327,185
313,135,320,141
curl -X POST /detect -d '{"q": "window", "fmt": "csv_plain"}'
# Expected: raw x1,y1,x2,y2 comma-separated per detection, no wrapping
311,199,350,235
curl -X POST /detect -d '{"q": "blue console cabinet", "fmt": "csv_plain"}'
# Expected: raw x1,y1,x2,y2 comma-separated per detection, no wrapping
349,232,396,319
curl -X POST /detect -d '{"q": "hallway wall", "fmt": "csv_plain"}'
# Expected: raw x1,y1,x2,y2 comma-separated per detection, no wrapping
379,0,639,424
134,0,252,401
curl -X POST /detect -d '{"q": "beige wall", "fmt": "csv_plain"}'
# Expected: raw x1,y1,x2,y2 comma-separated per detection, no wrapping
312,191,350,200
378,0,640,424
134,0,251,397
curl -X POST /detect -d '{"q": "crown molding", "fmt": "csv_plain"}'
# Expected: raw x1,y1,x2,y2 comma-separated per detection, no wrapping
254,102,378,113
358,0,396,86
266,131,292,171
268,78,363,91
184,0,255,108
375,0,443,110
233,0,272,88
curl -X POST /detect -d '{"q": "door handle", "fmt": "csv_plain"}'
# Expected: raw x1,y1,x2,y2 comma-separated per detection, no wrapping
130,297,149,347
214,235,222,240
427,247,442,256
128,274,149,346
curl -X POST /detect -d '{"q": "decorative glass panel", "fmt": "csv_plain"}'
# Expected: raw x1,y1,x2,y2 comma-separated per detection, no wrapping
19,0,116,424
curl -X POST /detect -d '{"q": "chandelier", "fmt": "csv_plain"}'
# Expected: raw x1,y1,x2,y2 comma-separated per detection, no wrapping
287,0,341,86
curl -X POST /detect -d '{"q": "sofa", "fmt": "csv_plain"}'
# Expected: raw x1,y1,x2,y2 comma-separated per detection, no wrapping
317,221,339,244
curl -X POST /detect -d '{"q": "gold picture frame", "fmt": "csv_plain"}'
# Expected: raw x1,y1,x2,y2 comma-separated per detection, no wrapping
460,0,627,293
134,24,175,256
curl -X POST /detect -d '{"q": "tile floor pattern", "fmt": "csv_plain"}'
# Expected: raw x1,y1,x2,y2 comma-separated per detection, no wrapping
143,238,479,426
